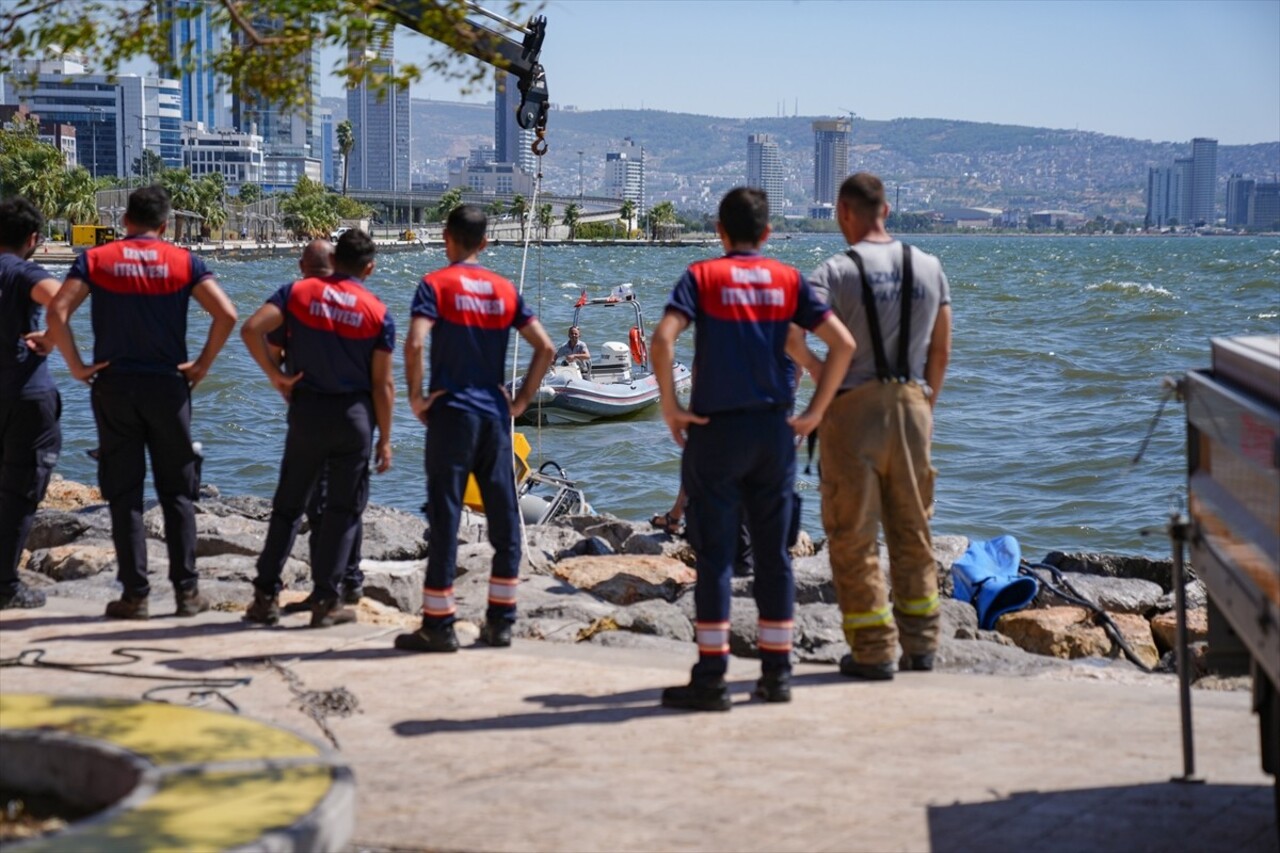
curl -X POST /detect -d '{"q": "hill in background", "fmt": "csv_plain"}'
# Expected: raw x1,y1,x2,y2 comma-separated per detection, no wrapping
323,97,1279,219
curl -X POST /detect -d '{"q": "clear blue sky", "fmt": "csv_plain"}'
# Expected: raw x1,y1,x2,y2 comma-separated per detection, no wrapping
375,0,1280,145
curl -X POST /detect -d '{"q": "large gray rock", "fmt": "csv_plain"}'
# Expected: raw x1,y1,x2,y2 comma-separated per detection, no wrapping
360,504,429,561
936,634,1062,674
588,631,691,655
793,602,846,664
727,596,760,658
191,514,271,559
621,531,697,567
360,559,425,613
1031,570,1164,614
197,494,274,521
1041,551,1183,592
792,553,837,604
932,535,969,598
1154,580,1207,612
196,553,308,586
523,524,595,574
26,510,110,550
939,597,979,638
27,539,117,580
612,599,694,642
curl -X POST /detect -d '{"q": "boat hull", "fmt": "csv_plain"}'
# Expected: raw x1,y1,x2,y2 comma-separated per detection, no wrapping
515,364,692,425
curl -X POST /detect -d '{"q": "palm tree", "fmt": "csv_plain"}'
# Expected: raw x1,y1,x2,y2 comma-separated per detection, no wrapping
60,167,101,225
562,202,581,241
159,168,199,242
648,200,678,241
620,199,636,238
434,187,463,221
510,194,528,241
337,119,354,196
195,174,228,240
536,203,554,239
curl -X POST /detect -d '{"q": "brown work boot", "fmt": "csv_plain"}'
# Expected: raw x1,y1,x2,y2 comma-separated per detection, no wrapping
244,590,280,626
174,586,210,617
105,594,149,620
310,598,357,628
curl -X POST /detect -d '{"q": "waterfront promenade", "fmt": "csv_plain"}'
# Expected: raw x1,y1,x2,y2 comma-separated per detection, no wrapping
1,595,1275,852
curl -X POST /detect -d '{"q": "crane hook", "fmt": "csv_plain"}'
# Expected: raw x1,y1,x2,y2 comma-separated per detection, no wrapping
531,127,548,156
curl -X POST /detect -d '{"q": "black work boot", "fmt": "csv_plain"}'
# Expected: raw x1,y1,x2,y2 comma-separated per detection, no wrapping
478,618,513,648
105,594,149,620
394,623,459,653
898,652,936,672
661,679,731,712
754,668,792,703
0,584,46,610
174,586,210,617
310,597,356,628
341,583,363,605
244,590,281,626
839,654,895,680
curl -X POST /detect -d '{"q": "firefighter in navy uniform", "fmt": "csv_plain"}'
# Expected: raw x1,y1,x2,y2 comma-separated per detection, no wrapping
0,197,63,610
395,204,555,654
241,229,395,628
47,185,237,620
650,187,854,710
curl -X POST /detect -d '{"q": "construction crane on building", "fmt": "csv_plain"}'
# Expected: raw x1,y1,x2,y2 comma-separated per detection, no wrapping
840,108,857,127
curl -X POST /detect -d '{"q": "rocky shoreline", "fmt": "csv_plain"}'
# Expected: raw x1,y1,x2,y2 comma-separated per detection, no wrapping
17,477,1215,685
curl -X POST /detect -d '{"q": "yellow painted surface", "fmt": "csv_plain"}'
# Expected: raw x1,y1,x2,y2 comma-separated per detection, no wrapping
464,430,532,511
0,694,319,764
20,766,331,853
0,694,334,851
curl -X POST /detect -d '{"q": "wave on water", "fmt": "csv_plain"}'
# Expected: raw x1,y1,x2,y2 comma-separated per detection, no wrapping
1085,280,1174,297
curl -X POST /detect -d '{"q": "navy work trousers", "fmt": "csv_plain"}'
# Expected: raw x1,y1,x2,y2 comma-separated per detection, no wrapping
683,408,797,681
0,390,61,594
307,471,364,591
423,406,521,629
254,390,372,602
91,372,199,597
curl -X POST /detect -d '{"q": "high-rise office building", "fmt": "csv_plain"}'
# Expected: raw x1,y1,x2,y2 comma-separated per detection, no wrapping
228,12,322,189
1225,174,1255,228
160,0,228,128
1146,167,1172,228
345,25,410,191
605,138,644,209
746,133,784,212
1172,157,1193,225
812,118,850,206
3,58,181,179
1188,137,1217,227
495,70,536,175
316,107,336,188
1251,183,1280,230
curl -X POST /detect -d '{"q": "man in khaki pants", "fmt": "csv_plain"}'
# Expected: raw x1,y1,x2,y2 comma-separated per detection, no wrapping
808,172,952,679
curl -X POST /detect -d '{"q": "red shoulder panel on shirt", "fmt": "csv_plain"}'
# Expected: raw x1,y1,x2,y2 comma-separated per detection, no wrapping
428,266,519,331
693,257,800,323
85,240,194,296
286,276,387,339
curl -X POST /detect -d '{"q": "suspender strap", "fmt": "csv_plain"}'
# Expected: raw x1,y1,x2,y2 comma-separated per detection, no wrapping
845,243,914,382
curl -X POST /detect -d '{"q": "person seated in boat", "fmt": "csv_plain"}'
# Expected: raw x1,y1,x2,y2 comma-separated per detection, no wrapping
555,326,591,375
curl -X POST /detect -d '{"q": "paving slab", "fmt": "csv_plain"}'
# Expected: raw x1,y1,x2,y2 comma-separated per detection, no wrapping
1,597,1276,852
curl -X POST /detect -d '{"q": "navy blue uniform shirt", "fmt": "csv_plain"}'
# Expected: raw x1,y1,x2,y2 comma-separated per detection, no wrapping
666,250,828,416
67,235,213,375
410,262,534,419
0,253,57,399
265,275,395,393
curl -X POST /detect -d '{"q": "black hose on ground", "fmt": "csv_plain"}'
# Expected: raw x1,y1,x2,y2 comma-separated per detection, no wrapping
1019,561,1156,673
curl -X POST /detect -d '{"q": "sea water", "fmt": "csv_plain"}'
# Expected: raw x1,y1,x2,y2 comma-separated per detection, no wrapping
36,234,1280,559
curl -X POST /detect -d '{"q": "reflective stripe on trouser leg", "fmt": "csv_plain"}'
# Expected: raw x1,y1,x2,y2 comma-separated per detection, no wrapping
757,619,794,655
843,605,893,632
422,586,456,618
895,594,939,617
488,576,518,607
696,621,730,656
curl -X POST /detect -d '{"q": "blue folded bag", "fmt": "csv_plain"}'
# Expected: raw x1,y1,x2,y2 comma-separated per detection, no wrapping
951,535,1040,630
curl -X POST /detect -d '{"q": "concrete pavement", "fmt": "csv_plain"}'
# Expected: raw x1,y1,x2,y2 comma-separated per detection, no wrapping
1,596,1275,852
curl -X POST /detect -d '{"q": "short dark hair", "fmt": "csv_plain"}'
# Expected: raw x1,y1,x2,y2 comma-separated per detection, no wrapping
839,172,886,220
445,204,487,253
126,184,172,229
718,187,769,245
0,196,44,250
334,228,376,275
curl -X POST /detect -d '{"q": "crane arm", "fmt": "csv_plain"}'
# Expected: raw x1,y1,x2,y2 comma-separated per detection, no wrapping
376,0,549,133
